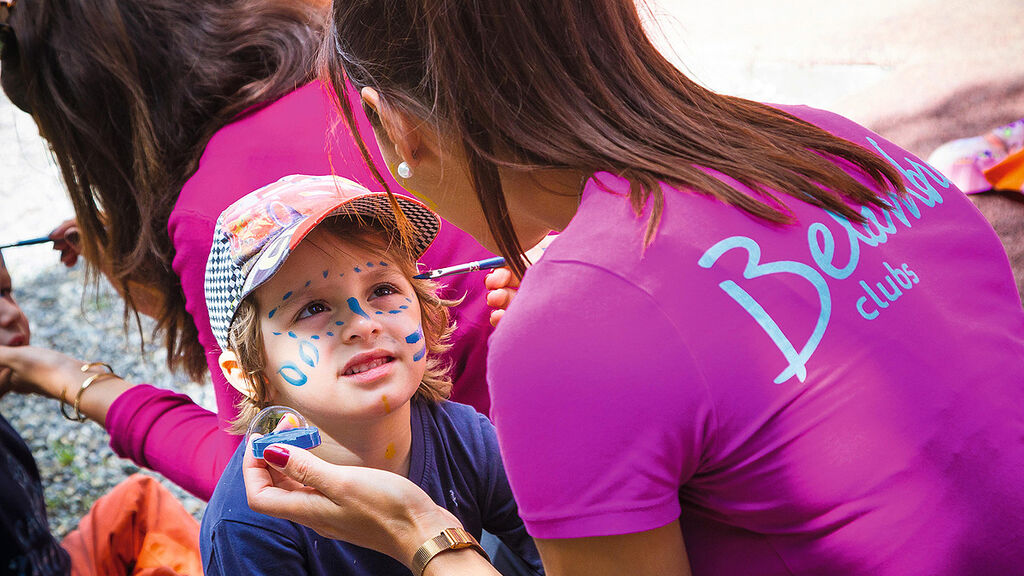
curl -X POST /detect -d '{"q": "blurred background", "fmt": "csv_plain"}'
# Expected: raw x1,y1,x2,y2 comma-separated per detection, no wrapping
0,0,1021,533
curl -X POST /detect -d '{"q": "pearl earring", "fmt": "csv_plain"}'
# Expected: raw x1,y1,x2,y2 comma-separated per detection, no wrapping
397,161,412,179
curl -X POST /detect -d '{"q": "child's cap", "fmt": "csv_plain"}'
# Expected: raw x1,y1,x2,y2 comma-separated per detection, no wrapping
205,174,440,349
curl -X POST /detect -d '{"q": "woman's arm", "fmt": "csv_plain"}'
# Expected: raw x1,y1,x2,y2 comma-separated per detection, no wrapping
0,344,238,499
534,522,692,576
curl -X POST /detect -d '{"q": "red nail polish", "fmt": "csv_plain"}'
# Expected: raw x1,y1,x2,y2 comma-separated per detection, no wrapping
263,445,290,468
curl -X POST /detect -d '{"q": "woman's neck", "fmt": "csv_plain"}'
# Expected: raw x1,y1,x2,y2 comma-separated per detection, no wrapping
499,167,588,247
310,402,414,477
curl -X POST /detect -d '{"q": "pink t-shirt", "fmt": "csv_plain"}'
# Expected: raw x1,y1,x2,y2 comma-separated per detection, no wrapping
106,82,495,499
488,105,1024,574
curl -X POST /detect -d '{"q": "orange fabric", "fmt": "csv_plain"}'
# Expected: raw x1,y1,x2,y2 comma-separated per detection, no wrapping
61,474,202,576
984,148,1024,192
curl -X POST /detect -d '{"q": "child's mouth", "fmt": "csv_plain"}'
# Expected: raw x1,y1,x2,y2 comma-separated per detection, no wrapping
344,356,394,376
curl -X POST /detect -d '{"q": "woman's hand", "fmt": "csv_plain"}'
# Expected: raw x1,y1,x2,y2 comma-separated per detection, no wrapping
0,344,88,400
0,345,132,427
484,267,520,327
243,441,465,569
48,219,82,268
484,235,555,327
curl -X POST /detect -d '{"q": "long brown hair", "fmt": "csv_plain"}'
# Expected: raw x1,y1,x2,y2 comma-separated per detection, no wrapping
1,0,323,379
323,1,903,278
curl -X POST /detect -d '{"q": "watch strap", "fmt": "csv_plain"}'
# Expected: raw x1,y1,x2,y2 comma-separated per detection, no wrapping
411,527,488,576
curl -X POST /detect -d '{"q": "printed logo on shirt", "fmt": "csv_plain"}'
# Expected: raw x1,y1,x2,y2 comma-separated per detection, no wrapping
697,136,952,384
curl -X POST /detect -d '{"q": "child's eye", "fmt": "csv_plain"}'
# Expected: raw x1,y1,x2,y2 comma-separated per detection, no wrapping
369,283,401,299
297,301,329,320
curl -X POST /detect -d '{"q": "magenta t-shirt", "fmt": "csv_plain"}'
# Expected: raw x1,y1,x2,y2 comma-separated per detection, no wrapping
105,82,495,499
488,105,1024,573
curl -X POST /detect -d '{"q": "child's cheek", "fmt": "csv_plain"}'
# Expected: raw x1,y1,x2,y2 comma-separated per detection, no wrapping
275,338,321,387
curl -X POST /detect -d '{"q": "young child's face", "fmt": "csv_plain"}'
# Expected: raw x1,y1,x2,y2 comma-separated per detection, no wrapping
253,228,427,423
0,255,30,347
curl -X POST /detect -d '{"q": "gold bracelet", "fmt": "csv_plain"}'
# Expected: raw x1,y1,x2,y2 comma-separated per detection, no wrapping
59,362,116,422
411,528,489,576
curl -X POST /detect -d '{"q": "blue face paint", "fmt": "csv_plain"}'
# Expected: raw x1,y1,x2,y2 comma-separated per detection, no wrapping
326,331,334,337
375,311,384,315
347,297,370,320
399,305,408,310
405,326,423,344
354,267,362,273
268,307,278,319
335,321,344,326
311,335,320,340
379,261,388,267
304,280,311,288
413,346,426,362
322,270,329,278
404,297,412,303
287,331,297,339
388,310,401,314
273,332,282,336
282,291,293,301
298,340,319,368
366,262,374,268
278,363,307,386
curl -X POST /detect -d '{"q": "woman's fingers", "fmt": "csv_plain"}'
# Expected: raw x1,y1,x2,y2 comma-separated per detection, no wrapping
48,219,81,268
484,267,518,291
485,269,519,326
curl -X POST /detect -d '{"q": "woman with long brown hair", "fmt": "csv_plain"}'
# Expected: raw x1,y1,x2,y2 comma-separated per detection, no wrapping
244,1,1024,574
0,0,495,500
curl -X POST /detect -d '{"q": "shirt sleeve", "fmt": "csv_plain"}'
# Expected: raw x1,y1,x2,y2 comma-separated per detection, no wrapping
487,260,715,540
105,208,243,501
204,519,307,576
106,385,239,500
474,413,545,575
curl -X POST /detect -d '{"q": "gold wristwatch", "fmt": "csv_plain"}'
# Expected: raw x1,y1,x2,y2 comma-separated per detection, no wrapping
411,527,489,575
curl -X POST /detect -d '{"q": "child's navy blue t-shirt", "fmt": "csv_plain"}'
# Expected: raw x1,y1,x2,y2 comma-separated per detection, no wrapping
200,399,543,575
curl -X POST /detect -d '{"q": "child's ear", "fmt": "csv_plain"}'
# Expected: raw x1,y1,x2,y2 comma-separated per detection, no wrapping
219,350,255,399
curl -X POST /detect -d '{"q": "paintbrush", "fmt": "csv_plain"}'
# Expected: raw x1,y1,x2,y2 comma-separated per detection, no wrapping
414,256,507,279
0,235,53,250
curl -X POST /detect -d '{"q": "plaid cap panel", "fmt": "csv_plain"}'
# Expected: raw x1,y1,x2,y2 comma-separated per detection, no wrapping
205,226,245,350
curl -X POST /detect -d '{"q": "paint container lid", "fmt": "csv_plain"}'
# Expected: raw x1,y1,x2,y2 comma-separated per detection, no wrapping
246,405,322,458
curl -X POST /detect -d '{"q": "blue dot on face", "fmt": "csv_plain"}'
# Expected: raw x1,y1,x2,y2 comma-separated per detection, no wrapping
399,305,408,310
322,270,329,278
335,321,344,326
268,307,278,319
288,331,297,339
273,332,282,336
404,297,412,303
375,311,383,315
389,310,401,314
326,331,334,337
366,262,374,267
305,280,311,288
379,261,388,267
311,335,320,340
283,291,293,301
354,267,361,273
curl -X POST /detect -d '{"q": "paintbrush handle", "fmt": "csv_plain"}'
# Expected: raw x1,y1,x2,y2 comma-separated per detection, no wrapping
0,236,54,249
414,256,507,279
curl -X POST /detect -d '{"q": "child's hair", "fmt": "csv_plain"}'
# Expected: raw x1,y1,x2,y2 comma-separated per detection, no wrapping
225,215,457,434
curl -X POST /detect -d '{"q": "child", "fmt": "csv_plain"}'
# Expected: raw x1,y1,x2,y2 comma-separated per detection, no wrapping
0,251,202,575
200,174,542,576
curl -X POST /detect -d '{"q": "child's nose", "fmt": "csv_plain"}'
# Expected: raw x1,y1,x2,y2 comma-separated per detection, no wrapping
341,297,382,342
0,299,21,328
